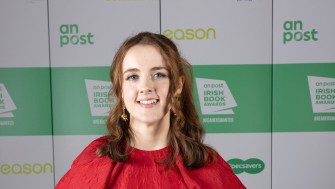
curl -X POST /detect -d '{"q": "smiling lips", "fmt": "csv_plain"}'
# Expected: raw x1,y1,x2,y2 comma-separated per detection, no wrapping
138,99,159,105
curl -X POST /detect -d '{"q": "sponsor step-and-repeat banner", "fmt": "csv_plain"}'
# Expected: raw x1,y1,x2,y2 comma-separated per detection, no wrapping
48,0,160,182
0,0,54,188
273,0,335,188
161,1,272,188
1,0,334,189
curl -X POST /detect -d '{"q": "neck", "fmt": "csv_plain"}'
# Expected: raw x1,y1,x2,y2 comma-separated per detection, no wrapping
129,114,170,150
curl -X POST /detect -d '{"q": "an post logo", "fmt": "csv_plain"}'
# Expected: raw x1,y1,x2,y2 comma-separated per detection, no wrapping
227,158,265,174
195,78,237,114
0,83,16,118
59,24,94,47
283,20,318,44
85,80,114,117
163,28,216,40
308,76,335,113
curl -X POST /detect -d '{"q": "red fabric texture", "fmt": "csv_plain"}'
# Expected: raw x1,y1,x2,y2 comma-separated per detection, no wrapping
55,137,246,189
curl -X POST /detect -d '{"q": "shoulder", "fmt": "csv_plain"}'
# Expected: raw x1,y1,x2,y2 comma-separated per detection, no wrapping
71,136,109,166
55,136,114,189
176,152,246,189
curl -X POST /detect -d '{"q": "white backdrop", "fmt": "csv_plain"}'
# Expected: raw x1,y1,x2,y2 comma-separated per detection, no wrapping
1,0,335,189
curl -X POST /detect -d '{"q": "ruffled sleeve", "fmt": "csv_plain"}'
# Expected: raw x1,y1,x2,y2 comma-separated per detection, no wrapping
55,136,115,189
175,153,246,189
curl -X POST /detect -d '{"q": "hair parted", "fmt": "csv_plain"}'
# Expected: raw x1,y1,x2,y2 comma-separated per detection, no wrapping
97,31,217,169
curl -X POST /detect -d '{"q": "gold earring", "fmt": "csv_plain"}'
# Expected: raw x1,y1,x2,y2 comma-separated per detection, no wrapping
172,95,181,117
121,102,128,121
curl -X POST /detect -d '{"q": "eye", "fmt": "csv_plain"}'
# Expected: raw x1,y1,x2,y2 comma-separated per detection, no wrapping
126,74,139,81
153,72,167,79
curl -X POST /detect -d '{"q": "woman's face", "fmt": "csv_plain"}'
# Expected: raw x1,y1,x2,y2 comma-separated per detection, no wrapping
121,44,171,126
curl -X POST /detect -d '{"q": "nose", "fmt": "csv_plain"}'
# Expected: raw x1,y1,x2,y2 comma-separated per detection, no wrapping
139,77,153,94
140,88,152,94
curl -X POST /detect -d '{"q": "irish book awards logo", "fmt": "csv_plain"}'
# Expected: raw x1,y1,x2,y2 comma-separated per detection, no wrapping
196,78,237,114
0,83,16,118
85,80,114,125
308,76,335,121
195,78,237,123
59,24,94,47
283,20,318,44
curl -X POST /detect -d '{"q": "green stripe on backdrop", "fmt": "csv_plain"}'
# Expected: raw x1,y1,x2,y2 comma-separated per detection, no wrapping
0,65,273,136
273,63,335,132
7,64,331,135
0,68,52,136
52,65,272,135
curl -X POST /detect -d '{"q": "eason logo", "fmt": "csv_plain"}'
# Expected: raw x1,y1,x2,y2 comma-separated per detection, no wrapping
308,76,335,114
0,83,16,118
59,24,94,47
0,162,52,175
195,78,237,115
283,20,318,44
85,80,114,124
227,158,265,174
163,28,216,40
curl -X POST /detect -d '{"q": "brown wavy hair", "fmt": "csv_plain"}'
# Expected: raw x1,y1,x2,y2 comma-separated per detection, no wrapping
97,31,217,169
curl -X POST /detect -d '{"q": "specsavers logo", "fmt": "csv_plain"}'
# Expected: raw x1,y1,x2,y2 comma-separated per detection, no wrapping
308,76,335,117
283,20,318,44
0,83,16,118
195,78,237,115
227,158,265,174
0,162,52,175
85,80,114,124
59,24,94,47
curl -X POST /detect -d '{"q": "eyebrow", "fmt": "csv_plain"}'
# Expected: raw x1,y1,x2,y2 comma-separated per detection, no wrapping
123,66,167,75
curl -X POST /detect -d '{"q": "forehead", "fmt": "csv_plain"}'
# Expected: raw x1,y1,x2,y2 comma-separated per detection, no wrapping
122,45,166,70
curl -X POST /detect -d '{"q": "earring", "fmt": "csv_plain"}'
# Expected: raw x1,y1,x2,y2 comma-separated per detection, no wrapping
121,102,128,121
173,95,181,117
171,108,177,117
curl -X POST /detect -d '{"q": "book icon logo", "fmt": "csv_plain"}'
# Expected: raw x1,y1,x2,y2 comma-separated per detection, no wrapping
307,76,335,113
85,80,114,116
195,78,237,115
0,83,17,118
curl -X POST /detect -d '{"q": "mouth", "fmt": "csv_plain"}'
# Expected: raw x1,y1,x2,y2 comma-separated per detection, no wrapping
138,99,159,105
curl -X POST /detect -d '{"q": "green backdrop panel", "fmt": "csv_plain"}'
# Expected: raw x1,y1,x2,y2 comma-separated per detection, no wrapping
51,67,110,135
193,64,272,133
0,68,52,136
273,63,335,132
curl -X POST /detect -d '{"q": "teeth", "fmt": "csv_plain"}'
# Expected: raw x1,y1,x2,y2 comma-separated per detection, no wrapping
139,99,158,104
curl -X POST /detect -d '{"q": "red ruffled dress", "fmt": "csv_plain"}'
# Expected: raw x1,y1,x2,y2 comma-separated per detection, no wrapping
55,137,246,189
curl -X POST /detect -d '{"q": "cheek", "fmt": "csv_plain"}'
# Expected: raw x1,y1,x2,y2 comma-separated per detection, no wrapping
157,81,170,100
161,88,169,98
159,87,171,111
122,85,137,100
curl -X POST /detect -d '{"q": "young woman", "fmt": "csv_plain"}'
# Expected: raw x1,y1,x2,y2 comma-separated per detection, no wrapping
55,32,246,189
